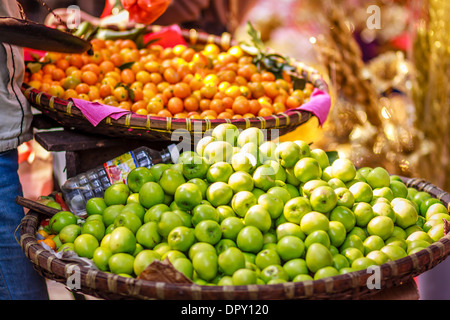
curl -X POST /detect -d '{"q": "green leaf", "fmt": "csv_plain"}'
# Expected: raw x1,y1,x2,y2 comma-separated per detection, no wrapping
118,62,135,71
326,151,339,165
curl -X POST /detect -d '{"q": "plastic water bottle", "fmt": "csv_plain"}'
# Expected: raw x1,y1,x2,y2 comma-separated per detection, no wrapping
60,144,179,215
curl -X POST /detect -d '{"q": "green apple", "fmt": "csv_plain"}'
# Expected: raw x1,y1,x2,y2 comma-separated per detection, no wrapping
85,197,107,216
420,198,442,217
109,226,136,254
216,205,236,222
171,257,194,279
389,180,408,199
108,253,135,275
74,234,99,259
257,193,284,219
139,181,165,209
81,219,105,242
143,203,170,223
181,155,209,180
239,142,263,166
218,247,246,276
255,248,281,270
309,185,338,213
353,202,374,227
220,216,245,241
232,268,258,285
283,196,312,224
102,204,124,227
243,204,272,233
136,221,161,249
334,187,355,208
59,224,82,244
285,167,301,186
381,245,407,261
157,211,184,238
310,148,330,169
332,254,350,270
167,226,195,252
266,186,291,205
351,257,376,271
329,206,356,232
304,230,330,249
260,264,289,283
373,187,394,202
300,211,330,235
191,203,219,226
212,123,240,146
301,179,329,198
252,164,276,191
366,250,390,265
283,258,309,280
294,157,322,183
327,220,346,248
194,220,222,245
133,249,161,276
228,171,254,193
366,167,390,189
327,178,347,190
305,243,333,273
236,226,264,253
340,234,364,254
49,211,78,234
113,211,142,234
215,238,237,255
231,191,257,217
372,202,396,222
126,167,155,193
206,161,233,183
392,199,418,229
367,216,394,240
264,160,287,182
425,203,448,220
341,247,363,265
259,141,278,162
149,163,170,181
188,242,216,260
204,140,234,163
192,251,218,281
275,141,301,168
349,181,373,203
92,246,112,271
121,202,146,223
196,135,215,157
187,178,208,199
159,168,186,196
231,152,257,173
321,166,333,182
314,266,339,280
237,127,265,147
293,140,311,158
331,158,356,182
206,181,233,207
174,182,203,211
276,222,306,241
104,183,130,206
285,183,300,198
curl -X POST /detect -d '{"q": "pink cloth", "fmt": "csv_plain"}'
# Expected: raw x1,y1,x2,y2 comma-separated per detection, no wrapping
69,98,130,126
296,89,331,126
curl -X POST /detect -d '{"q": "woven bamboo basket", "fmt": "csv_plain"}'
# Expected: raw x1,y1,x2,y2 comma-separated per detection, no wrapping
22,25,329,142
18,176,450,300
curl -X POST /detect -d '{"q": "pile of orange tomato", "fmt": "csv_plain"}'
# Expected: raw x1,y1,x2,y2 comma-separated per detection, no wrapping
24,38,313,120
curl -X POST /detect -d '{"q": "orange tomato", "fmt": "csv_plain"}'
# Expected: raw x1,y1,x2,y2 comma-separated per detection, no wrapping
167,96,184,115
232,97,250,115
121,69,136,84
81,71,98,86
184,95,199,112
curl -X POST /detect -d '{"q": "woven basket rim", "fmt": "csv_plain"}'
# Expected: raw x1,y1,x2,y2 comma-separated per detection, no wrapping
19,175,450,300
22,26,329,141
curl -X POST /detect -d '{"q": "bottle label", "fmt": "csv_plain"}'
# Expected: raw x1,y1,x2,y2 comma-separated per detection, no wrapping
103,151,138,184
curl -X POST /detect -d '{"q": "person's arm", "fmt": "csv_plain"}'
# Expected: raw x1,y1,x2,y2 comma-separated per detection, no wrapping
153,0,210,25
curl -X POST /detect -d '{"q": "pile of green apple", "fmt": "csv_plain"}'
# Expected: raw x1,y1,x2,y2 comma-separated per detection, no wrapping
45,124,450,286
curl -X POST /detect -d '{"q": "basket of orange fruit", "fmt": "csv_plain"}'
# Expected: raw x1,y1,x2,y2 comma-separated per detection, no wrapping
22,23,330,142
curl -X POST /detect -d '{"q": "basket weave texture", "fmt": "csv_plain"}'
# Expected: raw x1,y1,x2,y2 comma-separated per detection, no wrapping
19,176,450,300
22,26,329,142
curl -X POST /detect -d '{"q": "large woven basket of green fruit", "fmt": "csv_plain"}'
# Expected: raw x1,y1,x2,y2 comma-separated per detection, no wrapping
18,125,450,300
22,22,330,142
